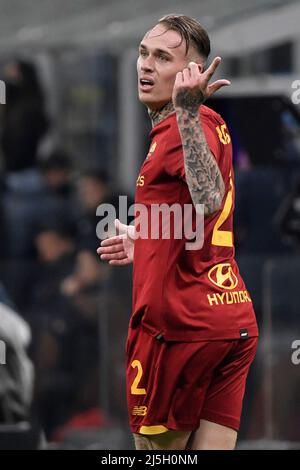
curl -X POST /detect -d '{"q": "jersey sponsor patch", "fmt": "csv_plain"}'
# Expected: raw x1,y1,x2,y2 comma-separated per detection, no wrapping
207,290,252,306
208,263,238,290
207,263,252,307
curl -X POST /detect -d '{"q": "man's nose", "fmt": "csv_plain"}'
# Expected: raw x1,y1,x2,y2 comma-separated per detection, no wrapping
141,56,154,72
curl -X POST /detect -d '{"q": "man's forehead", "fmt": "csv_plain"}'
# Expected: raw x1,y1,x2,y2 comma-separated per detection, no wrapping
141,24,184,50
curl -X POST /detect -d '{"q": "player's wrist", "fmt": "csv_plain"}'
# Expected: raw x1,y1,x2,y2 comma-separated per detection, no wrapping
173,89,205,114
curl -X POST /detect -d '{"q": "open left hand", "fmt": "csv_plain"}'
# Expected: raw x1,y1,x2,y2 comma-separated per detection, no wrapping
97,219,135,266
172,57,231,113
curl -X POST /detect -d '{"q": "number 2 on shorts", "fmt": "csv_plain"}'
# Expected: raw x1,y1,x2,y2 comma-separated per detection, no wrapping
131,360,147,395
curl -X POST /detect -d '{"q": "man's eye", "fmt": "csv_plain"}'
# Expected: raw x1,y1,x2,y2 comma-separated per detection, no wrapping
139,51,147,57
158,55,169,61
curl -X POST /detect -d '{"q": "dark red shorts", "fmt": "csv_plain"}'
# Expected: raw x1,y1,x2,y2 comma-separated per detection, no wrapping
126,326,258,435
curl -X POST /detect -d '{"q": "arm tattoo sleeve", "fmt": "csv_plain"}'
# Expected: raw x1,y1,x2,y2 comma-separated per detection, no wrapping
175,90,225,215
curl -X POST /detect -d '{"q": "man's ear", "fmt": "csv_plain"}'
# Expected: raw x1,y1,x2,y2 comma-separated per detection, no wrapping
197,63,204,73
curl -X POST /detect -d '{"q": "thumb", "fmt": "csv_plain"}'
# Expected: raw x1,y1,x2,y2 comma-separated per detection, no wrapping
115,218,127,234
115,219,137,239
208,79,231,96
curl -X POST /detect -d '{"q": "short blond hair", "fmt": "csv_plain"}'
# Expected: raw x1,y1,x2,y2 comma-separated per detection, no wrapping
158,14,211,60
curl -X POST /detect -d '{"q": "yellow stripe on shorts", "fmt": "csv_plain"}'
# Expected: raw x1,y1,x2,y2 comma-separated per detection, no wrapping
139,425,169,435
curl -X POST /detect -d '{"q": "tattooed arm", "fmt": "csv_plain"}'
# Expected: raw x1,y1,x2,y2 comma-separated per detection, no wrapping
172,58,230,215
175,95,224,215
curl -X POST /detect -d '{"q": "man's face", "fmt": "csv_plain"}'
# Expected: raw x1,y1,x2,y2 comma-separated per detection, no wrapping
137,24,192,110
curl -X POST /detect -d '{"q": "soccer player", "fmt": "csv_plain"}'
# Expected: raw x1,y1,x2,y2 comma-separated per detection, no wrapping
97,14,258,450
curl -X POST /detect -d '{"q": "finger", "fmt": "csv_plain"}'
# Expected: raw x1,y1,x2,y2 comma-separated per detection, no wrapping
207,79,231,96
182,67,190,82
99,234,126,248
174,71,184,87
116,219,137,240
109,258,132,266
100,252,127,261
115,219,130,235
127,224,137,240
97,243,124,254
204,56,222,82
188,61,200,81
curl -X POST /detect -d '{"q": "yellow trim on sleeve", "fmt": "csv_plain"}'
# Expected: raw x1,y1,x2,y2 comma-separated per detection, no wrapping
139,425,169,435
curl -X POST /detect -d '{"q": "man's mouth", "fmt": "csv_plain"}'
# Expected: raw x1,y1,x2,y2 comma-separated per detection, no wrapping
139,78,154,91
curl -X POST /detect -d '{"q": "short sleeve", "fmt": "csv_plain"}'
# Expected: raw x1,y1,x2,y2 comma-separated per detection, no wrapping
164,114,223,181
164,138,186,180
201,115,223,164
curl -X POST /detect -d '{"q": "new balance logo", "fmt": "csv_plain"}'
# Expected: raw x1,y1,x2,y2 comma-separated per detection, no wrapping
132,406,147,416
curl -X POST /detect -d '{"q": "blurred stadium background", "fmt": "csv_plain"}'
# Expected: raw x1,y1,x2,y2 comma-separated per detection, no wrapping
0,0,299,449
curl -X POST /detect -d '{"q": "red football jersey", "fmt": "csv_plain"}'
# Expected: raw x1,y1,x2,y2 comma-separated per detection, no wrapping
131,105,258,341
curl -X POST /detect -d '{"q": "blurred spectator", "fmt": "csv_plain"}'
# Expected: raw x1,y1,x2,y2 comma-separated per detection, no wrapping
63,250,105,292
37,149,77,243
38,149,74,199
27,215,77,436
29,212,77,319
1,148,76,310
3,148,74,259
234,168,288,254
76,169,119,253
62,250,109,320
0,59,49,177
276,174,300,248
28,214,106,438
0,59,51,308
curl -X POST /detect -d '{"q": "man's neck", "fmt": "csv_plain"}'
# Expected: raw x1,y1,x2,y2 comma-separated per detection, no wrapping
148,101,175,128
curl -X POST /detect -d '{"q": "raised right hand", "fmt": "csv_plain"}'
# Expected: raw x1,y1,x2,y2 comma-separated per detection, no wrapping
97,219,135,266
